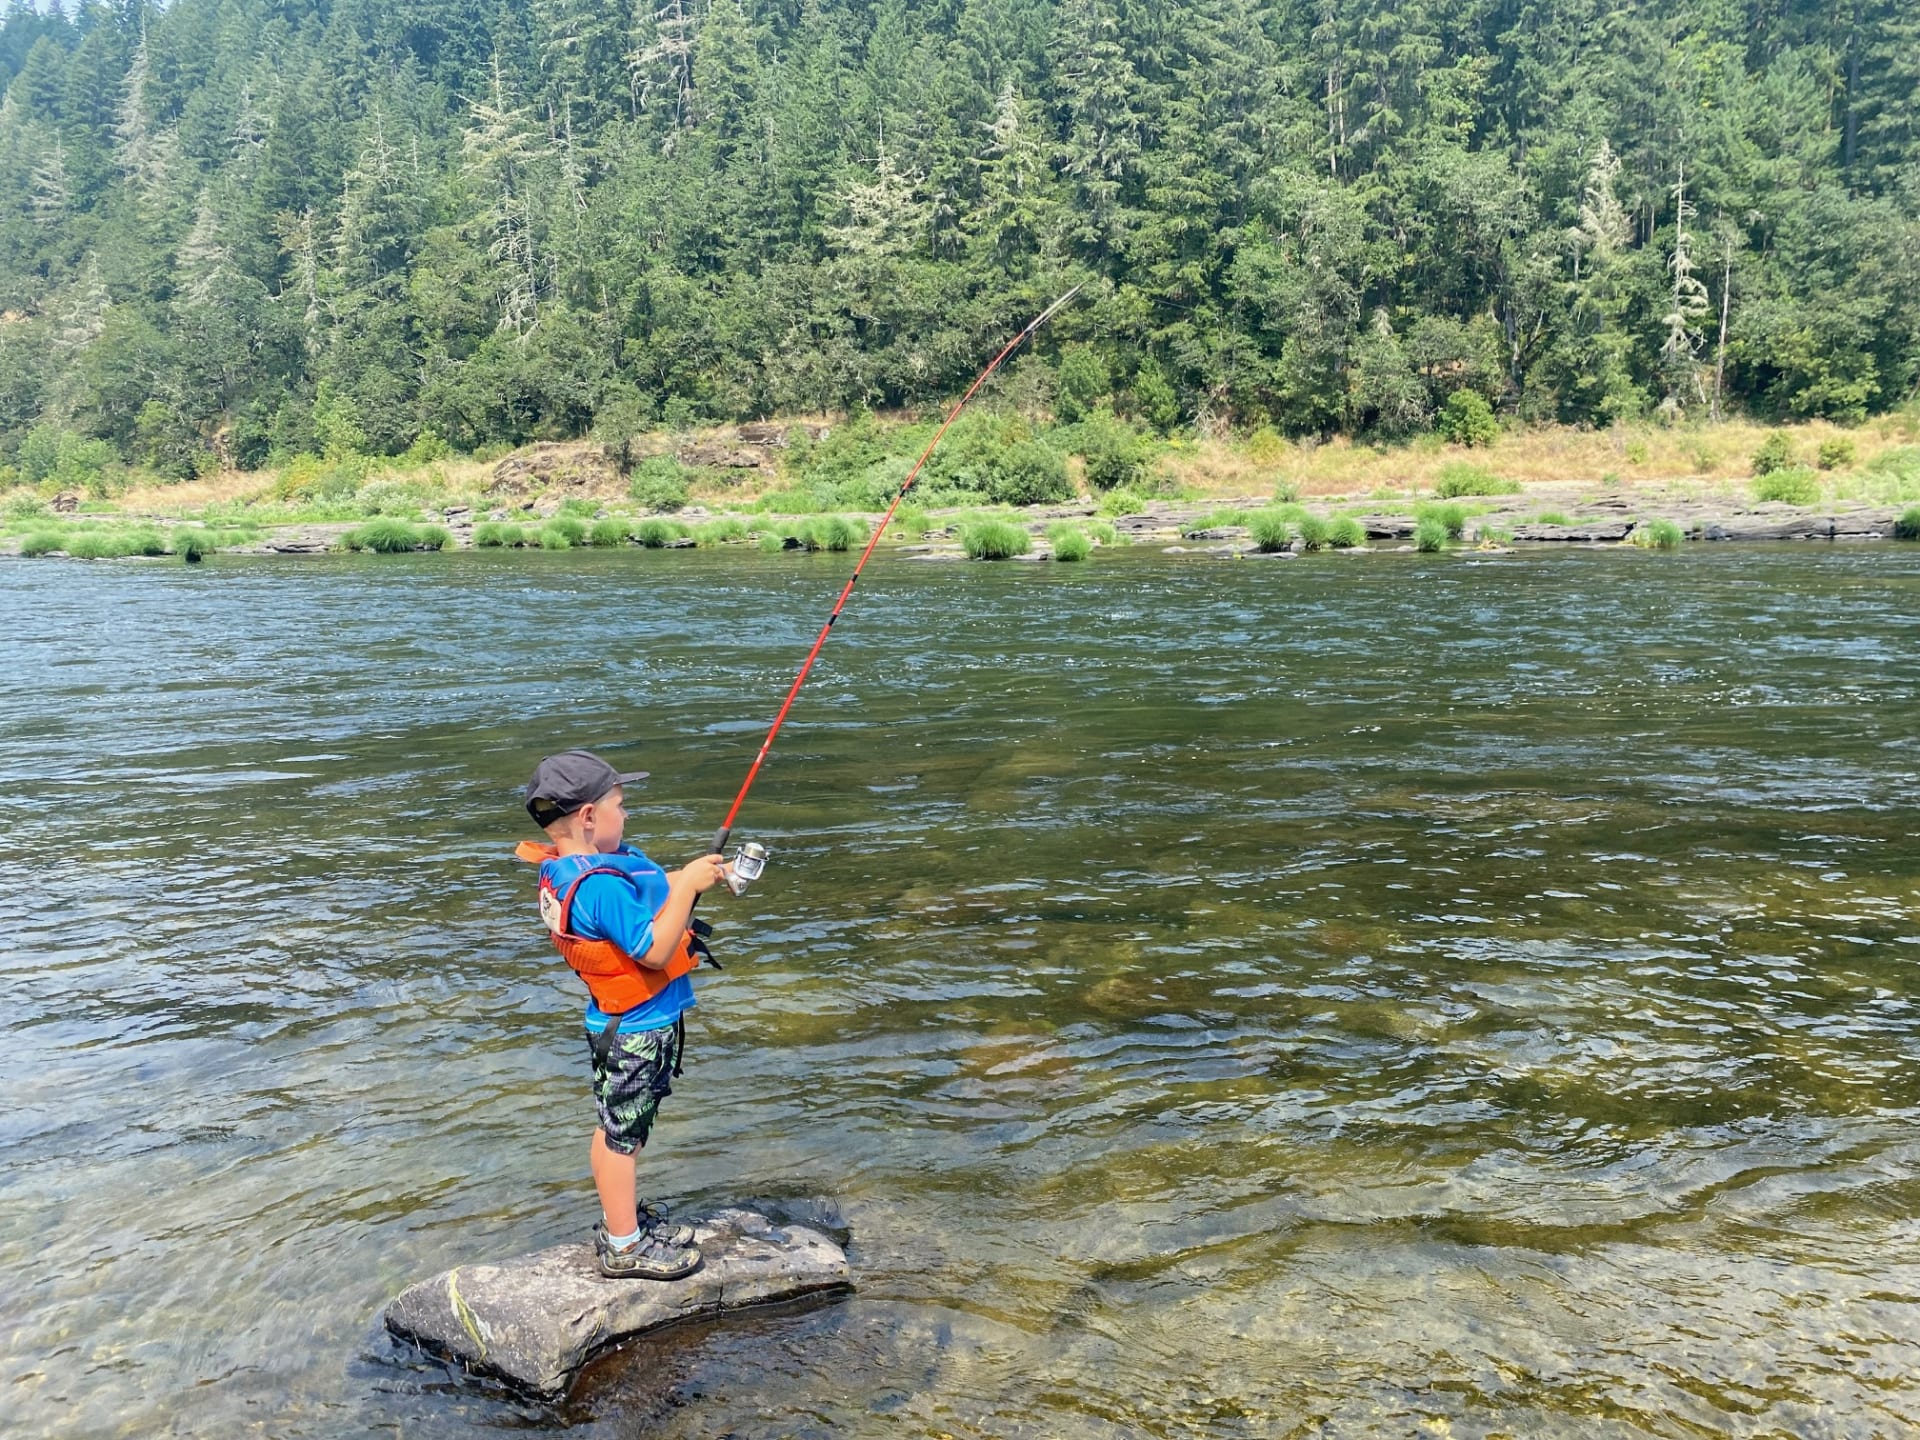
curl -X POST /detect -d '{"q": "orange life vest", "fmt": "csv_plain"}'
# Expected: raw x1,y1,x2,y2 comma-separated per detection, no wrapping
514,841,706,1014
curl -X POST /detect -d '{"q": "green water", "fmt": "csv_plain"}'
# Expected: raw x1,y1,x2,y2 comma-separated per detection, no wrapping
3,545,1919,1438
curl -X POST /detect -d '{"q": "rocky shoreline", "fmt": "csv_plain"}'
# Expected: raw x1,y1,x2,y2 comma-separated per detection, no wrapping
3,480,1912,560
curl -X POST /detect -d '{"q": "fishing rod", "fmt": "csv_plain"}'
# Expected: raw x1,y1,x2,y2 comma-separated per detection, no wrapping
707,284,1084,877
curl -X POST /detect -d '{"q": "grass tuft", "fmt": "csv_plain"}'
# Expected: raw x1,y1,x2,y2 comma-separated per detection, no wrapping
1633,518,1685,549
1247,509,1294,552
1433,461,1520,497
1414,517,1449,552
588,518,631,547
634,518,689,547
798,515,860,551
1046,522,1091,561
20,529,66,557
1892,506,1920,541
694,518,748,546
1296,515,1330,551
960,518,1032,559
172,527,220,562
1327,516,1364,548
474,521,525,547
1179,507,1247,537
1415,501,1470,538
1097,488,1146,518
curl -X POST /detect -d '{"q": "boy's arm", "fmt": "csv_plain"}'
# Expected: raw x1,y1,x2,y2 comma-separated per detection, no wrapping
639,855,729,969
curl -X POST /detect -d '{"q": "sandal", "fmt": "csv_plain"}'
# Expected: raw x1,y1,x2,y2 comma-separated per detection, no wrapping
594,1223,702,1281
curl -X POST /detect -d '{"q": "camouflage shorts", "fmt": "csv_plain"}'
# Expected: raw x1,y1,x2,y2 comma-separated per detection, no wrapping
587,1020,681,1155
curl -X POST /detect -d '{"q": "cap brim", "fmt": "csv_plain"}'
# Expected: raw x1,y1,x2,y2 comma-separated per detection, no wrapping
613,770,649,785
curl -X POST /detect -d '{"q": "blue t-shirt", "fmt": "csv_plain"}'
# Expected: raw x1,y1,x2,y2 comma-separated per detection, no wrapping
540,845,697,1034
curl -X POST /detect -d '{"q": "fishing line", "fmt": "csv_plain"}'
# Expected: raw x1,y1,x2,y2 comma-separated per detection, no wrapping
708,284,1085,859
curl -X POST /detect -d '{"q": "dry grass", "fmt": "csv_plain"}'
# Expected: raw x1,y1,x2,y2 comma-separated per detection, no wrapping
1160,415,1920,500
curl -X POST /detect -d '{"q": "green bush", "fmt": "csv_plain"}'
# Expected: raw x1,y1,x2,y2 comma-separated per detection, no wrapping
1751,431,1795,476
1054,346,1109,423
1085,519,1120,546
1533,510,1572,526
544,515,588,545
345,518,430,552
1436,390,1498,447
988,440,1073,506
1246,427,1286,463
415,525,449,551
757,531,790,553
19,529,66,556
755,486,829,514
66,530,128,559
3,492,49,521
1247,509,1295,552
1328,516,1365,548
1046,522,1091,561
1097,488,1146,518
798,515,861,552
634,518,688,547
1416,501,1470,538
1892,506,1920,540
1414,518,1449,552
693,518,749,546
1271,478,1301,504
172,528,220,562
588,518,631,547
1816,436,1856,470
960,518,1031,559
474,521,525,547
557,496,600,519
1476,523,1514,546
1072,410,1154,491
1633,518,1685,549
629,456,690,512
1296,515,1330,551
1752,467,1821,505
534,525,573,550
891,507,930,539
1433,461,1519,497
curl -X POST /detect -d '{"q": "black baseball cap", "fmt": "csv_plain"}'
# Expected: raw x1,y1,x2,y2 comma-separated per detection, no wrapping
524,749,649,827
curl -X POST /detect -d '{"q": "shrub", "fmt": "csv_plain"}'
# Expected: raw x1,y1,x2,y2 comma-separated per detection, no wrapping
1414,518,1449,551
1752,467,1821,505
1247,509,1295,552
414,525,449,551
19,529,66,556
755,486,828,514
3,492,49,521
1271,479,1301,503
1893,506,1920,540
545,516,588,545
557,496,600,519
891,507,930,539
1625,439,1650,464
634,518,688,547
172,528,220,562
960,518,1031,559
1054,346,1109,423
344,518,429,552
1436,390,1498,447
1477,524,1514,546
1296,515,1330,551
122,528,168,557
1046,522,1091,561
1817,436,1856,470
693,518,749,546
589,518,631,547
1751,431,1795,475
1434,462,1519,498
1085,519,1120,546
988,440,1073,506
1633,518,1685,549
629,455,690,512
757,531,790,553
1097,488,1146,518
799,515,861,552
474,521,525,547
1246,426,1286,463
1072,410,1154,491
1416,501,1470,538
534,525,573,550
1328,516,1365,548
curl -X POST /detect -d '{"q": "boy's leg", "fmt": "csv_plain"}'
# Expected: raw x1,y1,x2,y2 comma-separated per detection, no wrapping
589,1128,639,1236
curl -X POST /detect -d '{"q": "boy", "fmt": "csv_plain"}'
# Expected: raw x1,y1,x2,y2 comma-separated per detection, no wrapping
515,748,730,1280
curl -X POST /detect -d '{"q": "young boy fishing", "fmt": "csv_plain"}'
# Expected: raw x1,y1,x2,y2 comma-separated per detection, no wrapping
515,749,731,1280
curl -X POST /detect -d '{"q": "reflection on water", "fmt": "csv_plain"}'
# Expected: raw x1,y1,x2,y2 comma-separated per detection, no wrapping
2,545,1919,1438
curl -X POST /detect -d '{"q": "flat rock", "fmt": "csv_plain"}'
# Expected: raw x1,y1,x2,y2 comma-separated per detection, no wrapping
383,1205,850,1396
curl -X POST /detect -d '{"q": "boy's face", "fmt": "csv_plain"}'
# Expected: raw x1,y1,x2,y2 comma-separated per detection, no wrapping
580,785,627,852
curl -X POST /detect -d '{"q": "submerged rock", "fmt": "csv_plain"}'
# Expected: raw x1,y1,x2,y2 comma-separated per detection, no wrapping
383,1205,851,1396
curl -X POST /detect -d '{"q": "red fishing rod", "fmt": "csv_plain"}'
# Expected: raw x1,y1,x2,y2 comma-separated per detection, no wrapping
708,284,1084,862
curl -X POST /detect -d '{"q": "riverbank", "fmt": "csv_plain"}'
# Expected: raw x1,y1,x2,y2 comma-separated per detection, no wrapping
5,416,1919,561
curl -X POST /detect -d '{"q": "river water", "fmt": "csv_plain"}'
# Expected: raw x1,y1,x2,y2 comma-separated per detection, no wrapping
3,544,1919,1438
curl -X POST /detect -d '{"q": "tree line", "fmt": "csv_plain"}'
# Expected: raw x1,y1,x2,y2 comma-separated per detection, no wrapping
0,0,1915,476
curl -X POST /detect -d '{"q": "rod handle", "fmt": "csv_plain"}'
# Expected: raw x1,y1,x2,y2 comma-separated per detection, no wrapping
709,825,732,858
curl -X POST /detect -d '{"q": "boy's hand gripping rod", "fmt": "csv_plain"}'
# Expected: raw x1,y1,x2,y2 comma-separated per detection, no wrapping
708,284,1084,859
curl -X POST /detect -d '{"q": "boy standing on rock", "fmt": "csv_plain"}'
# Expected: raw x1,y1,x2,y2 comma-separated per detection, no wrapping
515,749,731,1280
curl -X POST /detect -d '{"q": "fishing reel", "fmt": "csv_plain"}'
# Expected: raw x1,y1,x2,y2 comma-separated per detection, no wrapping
723,840,768,896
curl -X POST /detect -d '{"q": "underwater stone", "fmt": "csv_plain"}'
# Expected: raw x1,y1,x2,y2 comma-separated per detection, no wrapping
382,1205,851,1395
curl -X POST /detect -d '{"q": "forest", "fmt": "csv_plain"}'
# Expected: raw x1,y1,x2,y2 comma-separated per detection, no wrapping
0,0,1915,478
